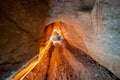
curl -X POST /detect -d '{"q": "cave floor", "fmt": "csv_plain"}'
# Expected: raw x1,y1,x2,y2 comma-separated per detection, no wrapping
23,40,119,80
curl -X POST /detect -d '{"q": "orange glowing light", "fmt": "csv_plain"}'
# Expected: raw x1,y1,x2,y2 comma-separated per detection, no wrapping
12,23,62,80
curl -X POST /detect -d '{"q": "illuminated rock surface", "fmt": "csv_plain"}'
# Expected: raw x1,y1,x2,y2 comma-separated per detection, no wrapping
0,0,120,79
23,40,118,80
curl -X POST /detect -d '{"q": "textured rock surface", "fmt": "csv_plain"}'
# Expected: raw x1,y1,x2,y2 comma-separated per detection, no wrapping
0,0,49,79
0,0,120,79
88,0,120,78
23,40,118,80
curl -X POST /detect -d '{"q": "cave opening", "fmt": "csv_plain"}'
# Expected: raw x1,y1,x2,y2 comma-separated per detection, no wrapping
39,22,63,47
50,29,62,43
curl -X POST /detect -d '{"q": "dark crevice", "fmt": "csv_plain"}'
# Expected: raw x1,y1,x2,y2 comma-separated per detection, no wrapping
80,6,93,12
99,1,111,5
0,61,21,65
44,45,54,80
76,0,95,12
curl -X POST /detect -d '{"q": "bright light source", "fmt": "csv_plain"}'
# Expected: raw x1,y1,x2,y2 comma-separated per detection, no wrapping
50,29,62,43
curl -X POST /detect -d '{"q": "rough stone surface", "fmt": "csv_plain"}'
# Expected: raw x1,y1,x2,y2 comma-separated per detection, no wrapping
0,0,120,79
88,0,120,78
0,0,49,79
23,39,118,80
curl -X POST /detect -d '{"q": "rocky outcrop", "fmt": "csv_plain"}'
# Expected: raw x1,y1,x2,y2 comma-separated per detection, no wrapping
0,0,120,79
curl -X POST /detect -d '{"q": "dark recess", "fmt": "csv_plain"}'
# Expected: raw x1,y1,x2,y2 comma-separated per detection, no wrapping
77,0,95,12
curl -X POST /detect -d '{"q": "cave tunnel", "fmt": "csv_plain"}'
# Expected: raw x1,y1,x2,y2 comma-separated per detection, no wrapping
0,0,120,80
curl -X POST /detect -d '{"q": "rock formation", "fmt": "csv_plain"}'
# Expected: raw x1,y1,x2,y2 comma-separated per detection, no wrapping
0,0,120,79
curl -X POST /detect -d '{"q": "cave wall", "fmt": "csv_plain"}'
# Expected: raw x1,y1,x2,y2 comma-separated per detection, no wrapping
0,0,50,79
89,0,120,78
45,0,120,78
0,0,120,79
